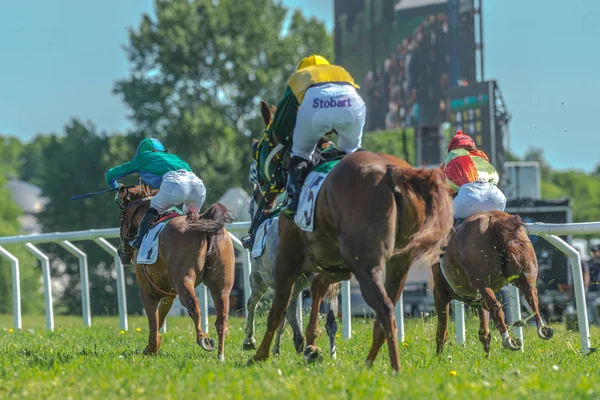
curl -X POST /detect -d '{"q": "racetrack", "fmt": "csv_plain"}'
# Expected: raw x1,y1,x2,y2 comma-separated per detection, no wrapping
1,315,598,399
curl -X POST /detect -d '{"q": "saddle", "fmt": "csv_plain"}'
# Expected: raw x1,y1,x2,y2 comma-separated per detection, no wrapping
154,208,183,225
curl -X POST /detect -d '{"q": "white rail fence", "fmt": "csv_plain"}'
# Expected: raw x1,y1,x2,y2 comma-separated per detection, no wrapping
0,221,595,354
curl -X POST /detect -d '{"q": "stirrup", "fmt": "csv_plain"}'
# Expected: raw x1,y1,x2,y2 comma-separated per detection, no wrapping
241,234,253,250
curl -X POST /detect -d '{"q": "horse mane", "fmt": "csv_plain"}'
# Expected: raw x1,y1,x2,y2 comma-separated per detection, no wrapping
124,184,157,199
186,203,235,255
489,212,528,268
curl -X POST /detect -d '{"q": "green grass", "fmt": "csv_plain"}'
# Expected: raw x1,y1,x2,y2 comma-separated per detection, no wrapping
1,314,599,400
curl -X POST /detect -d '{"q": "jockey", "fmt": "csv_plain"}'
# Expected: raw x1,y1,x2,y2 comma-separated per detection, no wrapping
105,138,206,249
441,130,506,222
268,54,367,219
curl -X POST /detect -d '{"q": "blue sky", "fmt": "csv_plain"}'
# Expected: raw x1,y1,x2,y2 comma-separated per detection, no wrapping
1,0,598,171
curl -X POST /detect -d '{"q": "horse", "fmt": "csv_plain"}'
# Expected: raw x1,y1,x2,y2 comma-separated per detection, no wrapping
248,101,453,372
242,213,341,359
432,211,554,356
117,184,236,361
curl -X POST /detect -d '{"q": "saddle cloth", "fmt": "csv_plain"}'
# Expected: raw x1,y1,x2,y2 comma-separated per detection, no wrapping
136,208,183,265
294,159,341,232
251,216,278,259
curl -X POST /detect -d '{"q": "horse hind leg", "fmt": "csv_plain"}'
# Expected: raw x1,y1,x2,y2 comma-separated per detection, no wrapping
303,273,339,364
478,306,491,357
323,284,340,360
352,259,401,373
362,254,409,370
273,310,288,356
177,275,215,352
481,287,521,351
515,274,554,340
243,271,269,350
210,288,230,362
285,281,307,354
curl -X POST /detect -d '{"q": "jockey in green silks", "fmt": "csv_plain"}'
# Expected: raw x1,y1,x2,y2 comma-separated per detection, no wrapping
105,138,206,249
267,54,367,219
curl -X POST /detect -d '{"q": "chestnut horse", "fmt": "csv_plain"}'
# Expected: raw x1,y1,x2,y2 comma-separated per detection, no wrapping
248,102,453,372
117,185,235,361
433,211,554,356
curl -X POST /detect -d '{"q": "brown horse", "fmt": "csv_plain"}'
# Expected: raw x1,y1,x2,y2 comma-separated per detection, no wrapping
433,211,554,356
117,184,236,361
248,102,453,372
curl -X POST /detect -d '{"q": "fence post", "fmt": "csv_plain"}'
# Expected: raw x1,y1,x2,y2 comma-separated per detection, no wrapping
508,285,524,351
0,246,21,330
198,284,209,333
297,292,303,328
454,300,465,346
60,241,91,327
25,243,54,331
395,293,405,343
228,233,251,318
543,234,591,354
94,238,128,331
341,280,352,339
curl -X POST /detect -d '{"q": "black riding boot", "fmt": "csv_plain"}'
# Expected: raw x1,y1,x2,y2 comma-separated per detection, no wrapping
241,211,269,250
130,207,159,250
281,156,309,220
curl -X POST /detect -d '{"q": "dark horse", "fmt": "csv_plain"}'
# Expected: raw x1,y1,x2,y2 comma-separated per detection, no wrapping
248,102,453,372
117,185,236,361
433,211,554,356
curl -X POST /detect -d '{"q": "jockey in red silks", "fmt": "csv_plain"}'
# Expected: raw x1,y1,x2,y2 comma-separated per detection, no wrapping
441,131,506,221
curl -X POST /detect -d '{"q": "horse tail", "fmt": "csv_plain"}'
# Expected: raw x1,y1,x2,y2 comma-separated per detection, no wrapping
186,203,235,255
386,166,453,267
489,213,527,269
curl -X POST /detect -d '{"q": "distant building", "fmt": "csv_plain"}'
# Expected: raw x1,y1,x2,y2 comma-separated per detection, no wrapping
5,177,48,234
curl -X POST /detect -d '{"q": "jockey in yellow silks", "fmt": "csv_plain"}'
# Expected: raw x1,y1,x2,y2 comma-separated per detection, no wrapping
267,54,367,219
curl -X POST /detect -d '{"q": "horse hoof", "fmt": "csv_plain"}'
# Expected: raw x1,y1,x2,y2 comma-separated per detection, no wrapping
538,325,554,340
503,336,522,351
143,347,157,356
303,345,323,364
246,356,262,366
199,337,216,352
217,354,225,362
331,350,337,361
242,340,257,351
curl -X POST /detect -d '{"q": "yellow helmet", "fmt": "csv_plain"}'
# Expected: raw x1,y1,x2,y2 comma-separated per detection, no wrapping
297,54,330,70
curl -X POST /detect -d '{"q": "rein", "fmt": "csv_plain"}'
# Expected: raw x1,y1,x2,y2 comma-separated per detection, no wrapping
119,194,178,297
119,196,154,243
142,265,177,297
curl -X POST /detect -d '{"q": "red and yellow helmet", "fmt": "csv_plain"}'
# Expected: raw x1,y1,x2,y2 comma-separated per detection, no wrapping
447,130,475,152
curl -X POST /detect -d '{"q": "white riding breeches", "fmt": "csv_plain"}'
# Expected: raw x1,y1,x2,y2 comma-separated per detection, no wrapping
150,170,206,214
453,181,507,220
291,83,366,160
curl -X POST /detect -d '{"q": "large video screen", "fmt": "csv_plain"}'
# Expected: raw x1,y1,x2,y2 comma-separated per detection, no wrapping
334,0,476,131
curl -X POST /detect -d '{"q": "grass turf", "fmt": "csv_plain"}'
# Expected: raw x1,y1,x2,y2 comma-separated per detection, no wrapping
0,314,598,399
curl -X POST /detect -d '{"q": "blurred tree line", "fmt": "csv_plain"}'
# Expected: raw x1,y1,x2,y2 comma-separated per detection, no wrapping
1,0,599,317
0,0,333,316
